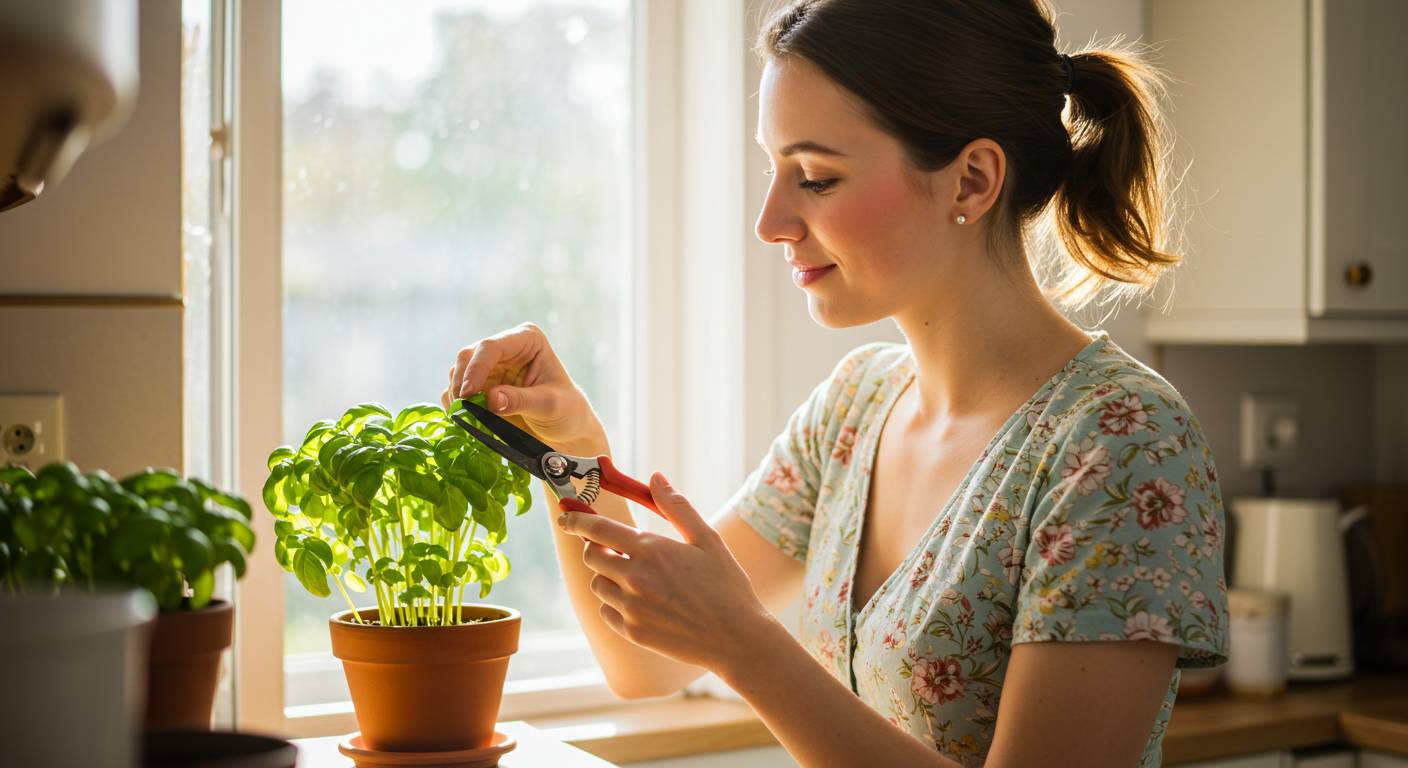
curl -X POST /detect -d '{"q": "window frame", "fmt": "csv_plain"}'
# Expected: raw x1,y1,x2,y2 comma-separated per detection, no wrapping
227,0,730,736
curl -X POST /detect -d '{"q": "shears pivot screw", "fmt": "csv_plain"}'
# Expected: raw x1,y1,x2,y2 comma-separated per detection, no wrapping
545,454,569,477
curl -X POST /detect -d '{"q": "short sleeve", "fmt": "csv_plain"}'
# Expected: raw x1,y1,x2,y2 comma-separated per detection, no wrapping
724,343,886,563
1012,386,1230,669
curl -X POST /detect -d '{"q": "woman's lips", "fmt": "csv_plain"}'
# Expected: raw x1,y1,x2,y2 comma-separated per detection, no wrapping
791,263,836,288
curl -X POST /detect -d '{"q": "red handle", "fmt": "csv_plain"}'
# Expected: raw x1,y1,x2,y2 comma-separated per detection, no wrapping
554,455,663,519
596,455,663,518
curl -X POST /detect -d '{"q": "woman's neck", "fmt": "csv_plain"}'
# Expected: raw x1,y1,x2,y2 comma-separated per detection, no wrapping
891,260,1093,429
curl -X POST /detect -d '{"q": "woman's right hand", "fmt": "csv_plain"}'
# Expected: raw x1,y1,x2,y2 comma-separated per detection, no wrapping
441,322,609,452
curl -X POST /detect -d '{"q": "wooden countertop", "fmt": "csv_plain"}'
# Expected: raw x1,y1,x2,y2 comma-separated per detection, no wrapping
1164,674,1408,764
293,721,620,767
528,674,1408,765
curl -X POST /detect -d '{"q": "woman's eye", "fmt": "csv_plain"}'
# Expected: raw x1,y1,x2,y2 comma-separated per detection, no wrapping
799,178,838,194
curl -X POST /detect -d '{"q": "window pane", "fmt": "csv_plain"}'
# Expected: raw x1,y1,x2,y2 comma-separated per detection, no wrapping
281,0,632,705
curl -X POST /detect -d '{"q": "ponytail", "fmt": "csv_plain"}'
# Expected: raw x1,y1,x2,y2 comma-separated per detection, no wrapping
1047,48,1180,310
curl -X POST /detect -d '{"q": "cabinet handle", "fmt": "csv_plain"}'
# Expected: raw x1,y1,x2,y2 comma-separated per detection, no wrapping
1344,262,1373,288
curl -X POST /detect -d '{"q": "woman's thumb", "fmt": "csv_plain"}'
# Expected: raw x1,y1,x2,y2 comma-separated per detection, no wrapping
488,384,551,417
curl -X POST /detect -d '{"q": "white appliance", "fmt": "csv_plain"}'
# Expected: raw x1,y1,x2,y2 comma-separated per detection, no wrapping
0,0,138,212
1230,496,1355,681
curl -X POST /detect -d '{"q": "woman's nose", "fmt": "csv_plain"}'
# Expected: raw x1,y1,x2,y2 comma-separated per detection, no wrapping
754,183,805,244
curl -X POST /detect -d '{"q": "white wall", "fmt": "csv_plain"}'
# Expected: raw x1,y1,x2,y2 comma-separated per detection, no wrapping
0,0,185,477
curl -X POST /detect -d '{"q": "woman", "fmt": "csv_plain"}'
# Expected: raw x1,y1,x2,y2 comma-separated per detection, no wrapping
442,0,1228,765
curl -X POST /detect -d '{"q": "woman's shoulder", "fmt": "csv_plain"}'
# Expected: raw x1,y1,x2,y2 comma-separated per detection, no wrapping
1044,335,1207,443
799,340,910,441
829,339,910,384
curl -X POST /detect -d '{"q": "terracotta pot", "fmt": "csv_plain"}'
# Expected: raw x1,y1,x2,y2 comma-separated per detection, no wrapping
146,599,234,730
329,604,521,753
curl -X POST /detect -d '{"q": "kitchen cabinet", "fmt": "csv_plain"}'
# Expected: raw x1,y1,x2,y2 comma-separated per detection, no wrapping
1144,0,1408,344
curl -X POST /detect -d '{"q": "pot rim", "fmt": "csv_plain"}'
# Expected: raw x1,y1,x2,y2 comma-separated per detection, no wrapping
329,603,520,629
159,597,233,615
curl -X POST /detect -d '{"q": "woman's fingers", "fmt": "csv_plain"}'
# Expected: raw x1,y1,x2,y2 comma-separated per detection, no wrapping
560,508,644,553
455,322,546,399
582,540,633,584
589,572,628,609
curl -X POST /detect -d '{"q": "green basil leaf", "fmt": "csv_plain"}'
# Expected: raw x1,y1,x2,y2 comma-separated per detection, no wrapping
173,527,214,574
293,548,331,597
358,425,393,444
343,569,368,593
396,469,443,506
398,585,432,603
336,403,394,432
318,434,353,469
189,569,215,609
392,403,447,434
433,485,468,532
472,498,506,542
351,465,384,509
513,486,532,516
301,419,337,445
395,436,434,453
385,445,425,471
262,464,291,515
266,446,297,470
216,542,247,578
303,537,334,567
110,517,167,563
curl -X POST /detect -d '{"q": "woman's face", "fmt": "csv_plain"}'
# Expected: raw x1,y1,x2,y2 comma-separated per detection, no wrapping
755,56,959,329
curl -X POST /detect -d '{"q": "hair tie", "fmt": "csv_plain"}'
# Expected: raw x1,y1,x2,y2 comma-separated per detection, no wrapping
1059,53,1075,94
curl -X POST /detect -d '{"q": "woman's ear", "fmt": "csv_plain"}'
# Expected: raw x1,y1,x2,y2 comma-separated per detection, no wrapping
952,138,1006,223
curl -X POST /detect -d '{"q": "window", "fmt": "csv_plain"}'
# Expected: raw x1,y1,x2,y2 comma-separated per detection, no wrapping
278,0,634,712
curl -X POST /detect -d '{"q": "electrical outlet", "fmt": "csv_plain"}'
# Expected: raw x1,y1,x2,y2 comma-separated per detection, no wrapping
1239,393,1299,469
0,395,65,470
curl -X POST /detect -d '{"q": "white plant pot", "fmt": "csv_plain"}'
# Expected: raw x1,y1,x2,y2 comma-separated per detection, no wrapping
0,589,156,768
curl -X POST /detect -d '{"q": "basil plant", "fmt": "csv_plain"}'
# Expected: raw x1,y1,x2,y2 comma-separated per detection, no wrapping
263,395,533,627
0,461,256,612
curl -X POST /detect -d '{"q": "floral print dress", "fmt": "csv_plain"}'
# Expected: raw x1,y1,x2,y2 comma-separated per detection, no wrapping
725,330,1229,767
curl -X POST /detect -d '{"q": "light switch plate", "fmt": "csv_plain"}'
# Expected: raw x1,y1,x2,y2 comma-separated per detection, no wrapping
0,395,65,470
1239,393,1299,469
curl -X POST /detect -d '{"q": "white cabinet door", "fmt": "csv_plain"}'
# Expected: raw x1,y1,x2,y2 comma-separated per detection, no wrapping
1311,0,1408,315
1148,0,1308,323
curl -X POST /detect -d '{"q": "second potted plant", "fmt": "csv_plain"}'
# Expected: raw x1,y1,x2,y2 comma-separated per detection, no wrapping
264,396,533,755
0,461,256,731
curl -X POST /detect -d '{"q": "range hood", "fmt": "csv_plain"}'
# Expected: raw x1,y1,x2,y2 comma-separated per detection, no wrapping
0,0,138,213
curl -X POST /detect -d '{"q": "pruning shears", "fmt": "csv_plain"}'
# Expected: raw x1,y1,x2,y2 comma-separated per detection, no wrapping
449,398,664,519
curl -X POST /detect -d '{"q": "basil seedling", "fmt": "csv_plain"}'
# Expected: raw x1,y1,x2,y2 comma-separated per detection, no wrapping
0,462,255,611
264,394,532,626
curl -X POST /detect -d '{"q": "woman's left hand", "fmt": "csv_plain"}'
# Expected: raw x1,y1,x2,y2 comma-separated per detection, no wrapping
556,472,773,674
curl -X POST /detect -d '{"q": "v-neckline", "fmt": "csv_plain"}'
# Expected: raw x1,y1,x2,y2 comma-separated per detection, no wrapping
845,331,1107,627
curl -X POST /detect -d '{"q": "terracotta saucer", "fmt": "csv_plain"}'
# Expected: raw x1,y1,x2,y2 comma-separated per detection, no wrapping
337,731,517,768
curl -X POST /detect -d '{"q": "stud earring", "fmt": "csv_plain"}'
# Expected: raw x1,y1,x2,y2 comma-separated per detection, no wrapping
956,214,967,225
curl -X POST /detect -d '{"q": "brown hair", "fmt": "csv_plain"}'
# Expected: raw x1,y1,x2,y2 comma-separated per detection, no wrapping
756,0,1180,312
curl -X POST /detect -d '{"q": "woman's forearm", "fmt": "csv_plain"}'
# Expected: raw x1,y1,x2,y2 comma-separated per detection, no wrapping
718,616,960,768
547,438,708,699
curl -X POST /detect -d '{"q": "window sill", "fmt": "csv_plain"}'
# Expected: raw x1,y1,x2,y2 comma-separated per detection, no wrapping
528,695,776,764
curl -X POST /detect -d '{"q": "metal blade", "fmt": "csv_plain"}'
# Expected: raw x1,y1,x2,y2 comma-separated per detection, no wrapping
448,408,546,481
